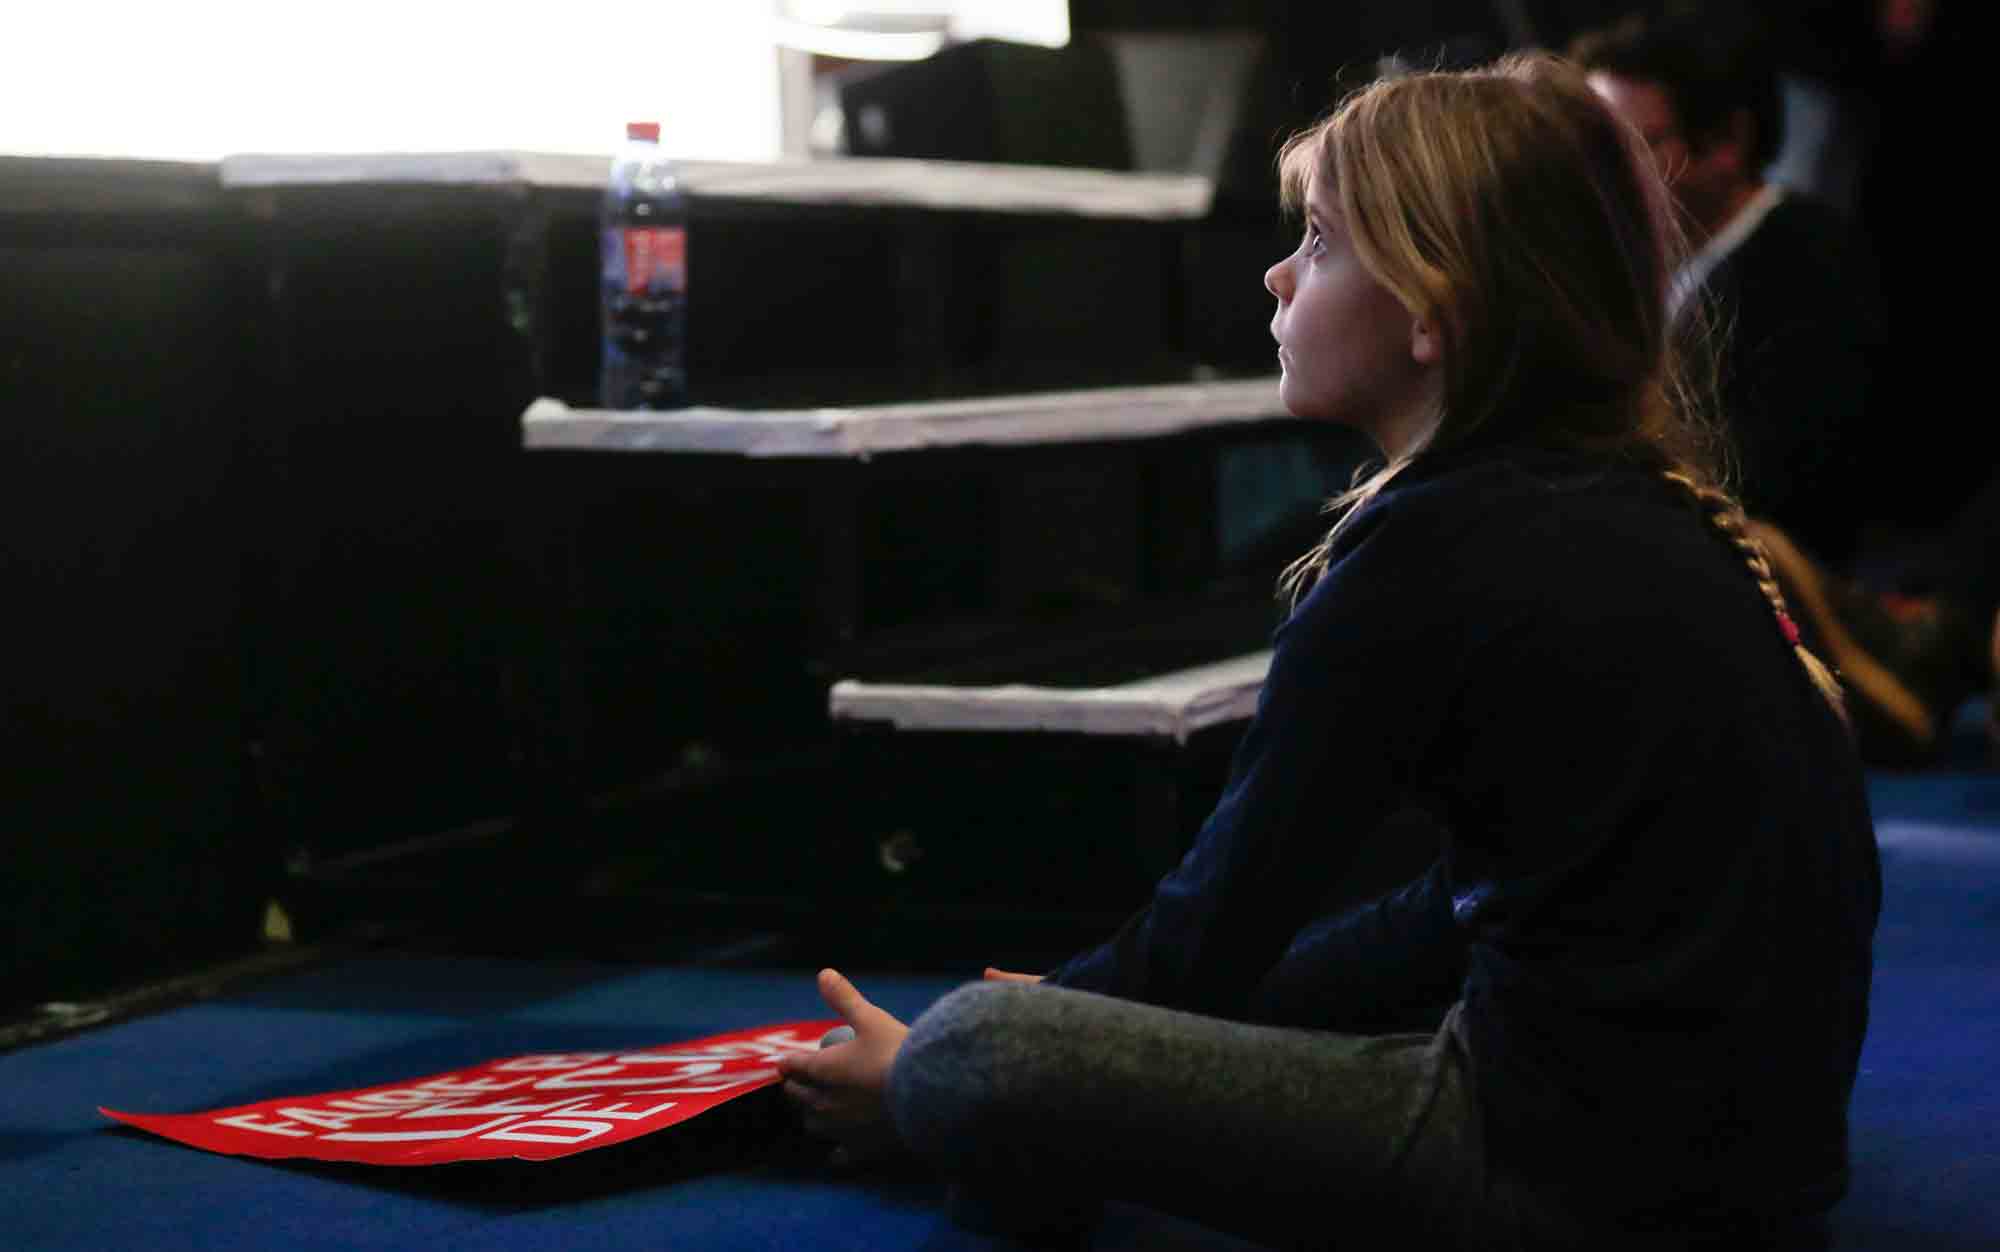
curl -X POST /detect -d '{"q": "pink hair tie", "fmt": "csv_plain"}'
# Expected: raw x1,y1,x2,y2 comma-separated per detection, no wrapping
1777,612,1802,648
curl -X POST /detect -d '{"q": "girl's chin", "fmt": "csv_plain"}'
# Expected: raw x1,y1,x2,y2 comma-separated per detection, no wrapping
1274,372,1301,412
1275,375,1327,422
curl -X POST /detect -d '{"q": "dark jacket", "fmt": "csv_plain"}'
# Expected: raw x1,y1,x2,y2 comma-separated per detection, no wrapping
1049,441,1880,1225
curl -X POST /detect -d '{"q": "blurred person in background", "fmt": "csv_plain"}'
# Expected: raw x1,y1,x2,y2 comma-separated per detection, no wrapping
1572,5,1887,573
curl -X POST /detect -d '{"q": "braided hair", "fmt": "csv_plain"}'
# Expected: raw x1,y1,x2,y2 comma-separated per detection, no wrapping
1661,471,1849,725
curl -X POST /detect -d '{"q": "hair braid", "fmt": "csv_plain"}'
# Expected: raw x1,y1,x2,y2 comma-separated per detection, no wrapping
1660,470,1850,728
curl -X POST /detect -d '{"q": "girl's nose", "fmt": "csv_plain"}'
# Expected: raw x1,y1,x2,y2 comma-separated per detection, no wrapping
1264,256,1290,301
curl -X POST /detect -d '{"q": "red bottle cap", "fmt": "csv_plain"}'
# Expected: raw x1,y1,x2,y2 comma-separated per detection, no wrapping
626,122,661,142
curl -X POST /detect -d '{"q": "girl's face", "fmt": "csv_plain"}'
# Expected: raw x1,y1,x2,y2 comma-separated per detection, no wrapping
1264,178,1439,455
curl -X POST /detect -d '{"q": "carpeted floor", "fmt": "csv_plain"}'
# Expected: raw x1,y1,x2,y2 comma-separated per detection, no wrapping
3,764,1995,1249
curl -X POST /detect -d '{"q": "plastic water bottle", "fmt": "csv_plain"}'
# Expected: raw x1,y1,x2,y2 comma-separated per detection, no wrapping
599,121,688,409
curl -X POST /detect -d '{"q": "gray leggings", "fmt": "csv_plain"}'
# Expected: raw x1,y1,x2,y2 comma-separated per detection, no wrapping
884,981,1498,1250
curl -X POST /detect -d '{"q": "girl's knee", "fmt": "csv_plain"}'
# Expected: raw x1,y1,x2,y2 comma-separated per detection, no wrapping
887,981,1040,1160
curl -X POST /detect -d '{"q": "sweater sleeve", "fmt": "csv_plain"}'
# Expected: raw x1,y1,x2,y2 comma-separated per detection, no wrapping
1043,488,1470,1017
1243,858,1468,1032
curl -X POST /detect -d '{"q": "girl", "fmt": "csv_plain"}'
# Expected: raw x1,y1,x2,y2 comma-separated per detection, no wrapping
779,53,1878,1250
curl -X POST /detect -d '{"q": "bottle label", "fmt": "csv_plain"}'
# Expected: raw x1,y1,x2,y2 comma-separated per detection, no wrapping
620,226,686,296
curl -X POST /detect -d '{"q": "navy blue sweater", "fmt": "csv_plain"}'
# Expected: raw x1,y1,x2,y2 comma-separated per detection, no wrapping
1048,442,1880,1223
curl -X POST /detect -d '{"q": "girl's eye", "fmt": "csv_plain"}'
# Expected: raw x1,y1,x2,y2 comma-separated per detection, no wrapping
1304,226,1325,255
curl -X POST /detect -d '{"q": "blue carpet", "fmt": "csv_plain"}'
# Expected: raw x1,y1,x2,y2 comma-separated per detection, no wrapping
4,773,1995,1249
2,954,1258,1250
1836,772,2000,1250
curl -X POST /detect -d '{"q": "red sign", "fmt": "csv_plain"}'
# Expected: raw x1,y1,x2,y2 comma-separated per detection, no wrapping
102,1019,838,1166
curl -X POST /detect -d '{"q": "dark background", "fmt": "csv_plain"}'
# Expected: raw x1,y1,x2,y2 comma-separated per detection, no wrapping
4,0,1949,1011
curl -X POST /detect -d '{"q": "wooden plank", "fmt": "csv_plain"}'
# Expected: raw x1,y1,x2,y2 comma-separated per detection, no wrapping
218,152,1212,220
521,376,1286,457
829,649,1271,743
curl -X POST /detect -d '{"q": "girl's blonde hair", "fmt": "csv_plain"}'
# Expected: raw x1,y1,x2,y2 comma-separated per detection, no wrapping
1275,52,1845,722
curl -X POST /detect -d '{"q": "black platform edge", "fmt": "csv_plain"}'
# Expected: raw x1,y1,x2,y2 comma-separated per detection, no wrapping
0,935,370,1056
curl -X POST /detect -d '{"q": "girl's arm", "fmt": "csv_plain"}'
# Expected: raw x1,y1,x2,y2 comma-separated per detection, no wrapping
1244,858,1468,1032
1042,496,1467,1018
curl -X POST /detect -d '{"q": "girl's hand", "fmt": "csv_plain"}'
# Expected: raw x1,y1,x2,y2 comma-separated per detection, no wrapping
776,969,909,1162
982,967,1044,984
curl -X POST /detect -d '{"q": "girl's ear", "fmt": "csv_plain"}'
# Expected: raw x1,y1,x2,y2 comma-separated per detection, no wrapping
1411,316,1442,367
